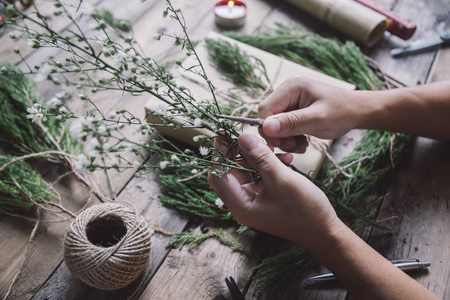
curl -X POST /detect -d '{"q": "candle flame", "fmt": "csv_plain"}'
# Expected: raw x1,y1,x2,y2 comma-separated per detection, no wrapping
227,1,234,8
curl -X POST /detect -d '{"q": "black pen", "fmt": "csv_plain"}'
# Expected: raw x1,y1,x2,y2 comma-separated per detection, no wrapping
306,259,431,283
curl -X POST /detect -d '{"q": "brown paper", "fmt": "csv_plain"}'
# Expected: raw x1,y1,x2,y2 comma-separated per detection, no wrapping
285,0,387,47
145,32,355,177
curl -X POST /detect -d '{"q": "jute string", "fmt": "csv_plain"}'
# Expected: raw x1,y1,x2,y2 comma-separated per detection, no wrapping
63,202,152,290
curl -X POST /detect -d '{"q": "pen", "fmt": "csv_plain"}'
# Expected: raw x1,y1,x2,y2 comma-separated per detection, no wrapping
306,259,431,283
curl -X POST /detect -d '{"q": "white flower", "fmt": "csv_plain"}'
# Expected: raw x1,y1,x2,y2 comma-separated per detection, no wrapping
26,105,46,123
141,77,155,87
69,118,85,140
189,159,198,166
108,111,117,118
87,138,100,157
34,63,51,82
193,118,202,127
191,169,198,174
160,161,169,169
199,146,210,156
97,124,107,134
193,135,203,142
47,97,61,107
73,154,90,173
169,66,181,78
106,157,118,167
120,69,133,81
171,154,179,161
133,160,140,169
154,103,167,116
125,146,134,153
215,198,224,208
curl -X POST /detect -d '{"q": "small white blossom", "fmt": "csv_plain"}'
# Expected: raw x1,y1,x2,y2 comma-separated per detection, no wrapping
160,161,169,169
47,97,61,107
191,169,198,174
73,154,90,173
34,63,51,82
171,154,179,161
193,118,202,127
108,111,117,118
125,146,134,153
199,146,210,156
97,124,107,134
133,160,140,169
87,138,100,158
169,66,181,78
69,118,85,140
120,69,133,81
26,105,46,123
141,77,155,87
154,103,168,116
215,198,224,208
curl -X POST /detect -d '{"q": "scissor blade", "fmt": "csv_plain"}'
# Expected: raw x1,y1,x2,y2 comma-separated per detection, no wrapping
391,34,444,57
215,114,264,126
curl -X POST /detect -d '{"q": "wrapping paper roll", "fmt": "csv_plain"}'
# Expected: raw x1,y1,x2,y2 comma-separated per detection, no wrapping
286,0,387,47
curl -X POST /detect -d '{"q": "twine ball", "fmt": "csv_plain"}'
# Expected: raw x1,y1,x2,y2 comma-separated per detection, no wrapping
64,203,152,290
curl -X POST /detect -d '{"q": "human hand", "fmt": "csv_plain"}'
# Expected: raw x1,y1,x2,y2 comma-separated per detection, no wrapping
259,76,359,152
207,131,341,252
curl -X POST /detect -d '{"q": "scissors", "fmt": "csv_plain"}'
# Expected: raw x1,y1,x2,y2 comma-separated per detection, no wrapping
391,30,450,57
215,114,265,126
225,276,245,300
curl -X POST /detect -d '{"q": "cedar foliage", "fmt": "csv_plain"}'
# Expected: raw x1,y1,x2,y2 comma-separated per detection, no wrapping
0,156,55,213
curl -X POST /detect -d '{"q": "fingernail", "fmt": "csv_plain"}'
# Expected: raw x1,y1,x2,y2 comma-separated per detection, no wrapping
265,117,281,135
239,132,259,151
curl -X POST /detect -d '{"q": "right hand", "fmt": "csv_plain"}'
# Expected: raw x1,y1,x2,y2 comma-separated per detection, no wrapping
259,76,360,152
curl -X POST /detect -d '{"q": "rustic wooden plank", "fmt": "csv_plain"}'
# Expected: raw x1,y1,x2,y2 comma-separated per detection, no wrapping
367,138,450,299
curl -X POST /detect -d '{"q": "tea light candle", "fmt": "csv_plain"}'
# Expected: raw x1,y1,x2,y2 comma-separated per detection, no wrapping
214,0,247,29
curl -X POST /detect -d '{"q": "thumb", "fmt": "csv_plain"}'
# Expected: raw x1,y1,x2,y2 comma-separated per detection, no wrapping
262,108,317,138
238,131,286,180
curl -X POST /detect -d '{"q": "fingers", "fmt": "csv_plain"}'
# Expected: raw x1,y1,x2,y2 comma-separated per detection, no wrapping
237,131,287,181
261,108,320,139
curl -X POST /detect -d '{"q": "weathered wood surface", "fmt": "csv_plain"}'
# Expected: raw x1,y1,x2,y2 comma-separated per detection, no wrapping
1,0,449,299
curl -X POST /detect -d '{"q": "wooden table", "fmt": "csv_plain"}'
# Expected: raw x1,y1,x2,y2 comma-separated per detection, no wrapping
1,0,449,299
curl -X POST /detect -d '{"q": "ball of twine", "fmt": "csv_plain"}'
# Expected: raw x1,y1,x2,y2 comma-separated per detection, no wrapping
64,203,152,290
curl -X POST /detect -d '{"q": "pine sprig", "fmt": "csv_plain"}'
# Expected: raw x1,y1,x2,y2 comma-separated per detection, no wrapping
253,248,317,295
166,228,244,252
0,155,55,213
205,38,270,96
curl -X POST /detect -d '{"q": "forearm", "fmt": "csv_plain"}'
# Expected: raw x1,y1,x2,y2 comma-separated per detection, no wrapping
354,80,450,141
296,221,440,300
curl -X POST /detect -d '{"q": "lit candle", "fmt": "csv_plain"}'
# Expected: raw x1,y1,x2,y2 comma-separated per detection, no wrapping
214,0,247,29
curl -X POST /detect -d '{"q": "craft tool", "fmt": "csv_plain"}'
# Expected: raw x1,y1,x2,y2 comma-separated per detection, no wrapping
215,114,265,126
306,259,431,283
391,30,450,57
225,276,245,300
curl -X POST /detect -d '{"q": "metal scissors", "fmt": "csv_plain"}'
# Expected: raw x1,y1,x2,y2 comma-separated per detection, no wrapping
391,30,450,57
225,276,245,300
215,114,265,126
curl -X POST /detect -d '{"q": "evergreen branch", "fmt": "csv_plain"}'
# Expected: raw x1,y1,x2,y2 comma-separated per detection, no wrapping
165,228,245,253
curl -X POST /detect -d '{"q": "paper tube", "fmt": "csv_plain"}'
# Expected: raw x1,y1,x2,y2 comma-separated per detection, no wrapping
285,0,387,47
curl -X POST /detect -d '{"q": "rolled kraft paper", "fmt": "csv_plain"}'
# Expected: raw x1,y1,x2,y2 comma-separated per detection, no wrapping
285,0,387,47
64,203,152,290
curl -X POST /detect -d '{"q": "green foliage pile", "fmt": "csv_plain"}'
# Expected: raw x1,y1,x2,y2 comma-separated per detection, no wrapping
223,24,383,91
0,62,77,156
0,63,79,213
0,156,56,213
205,38,270,96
